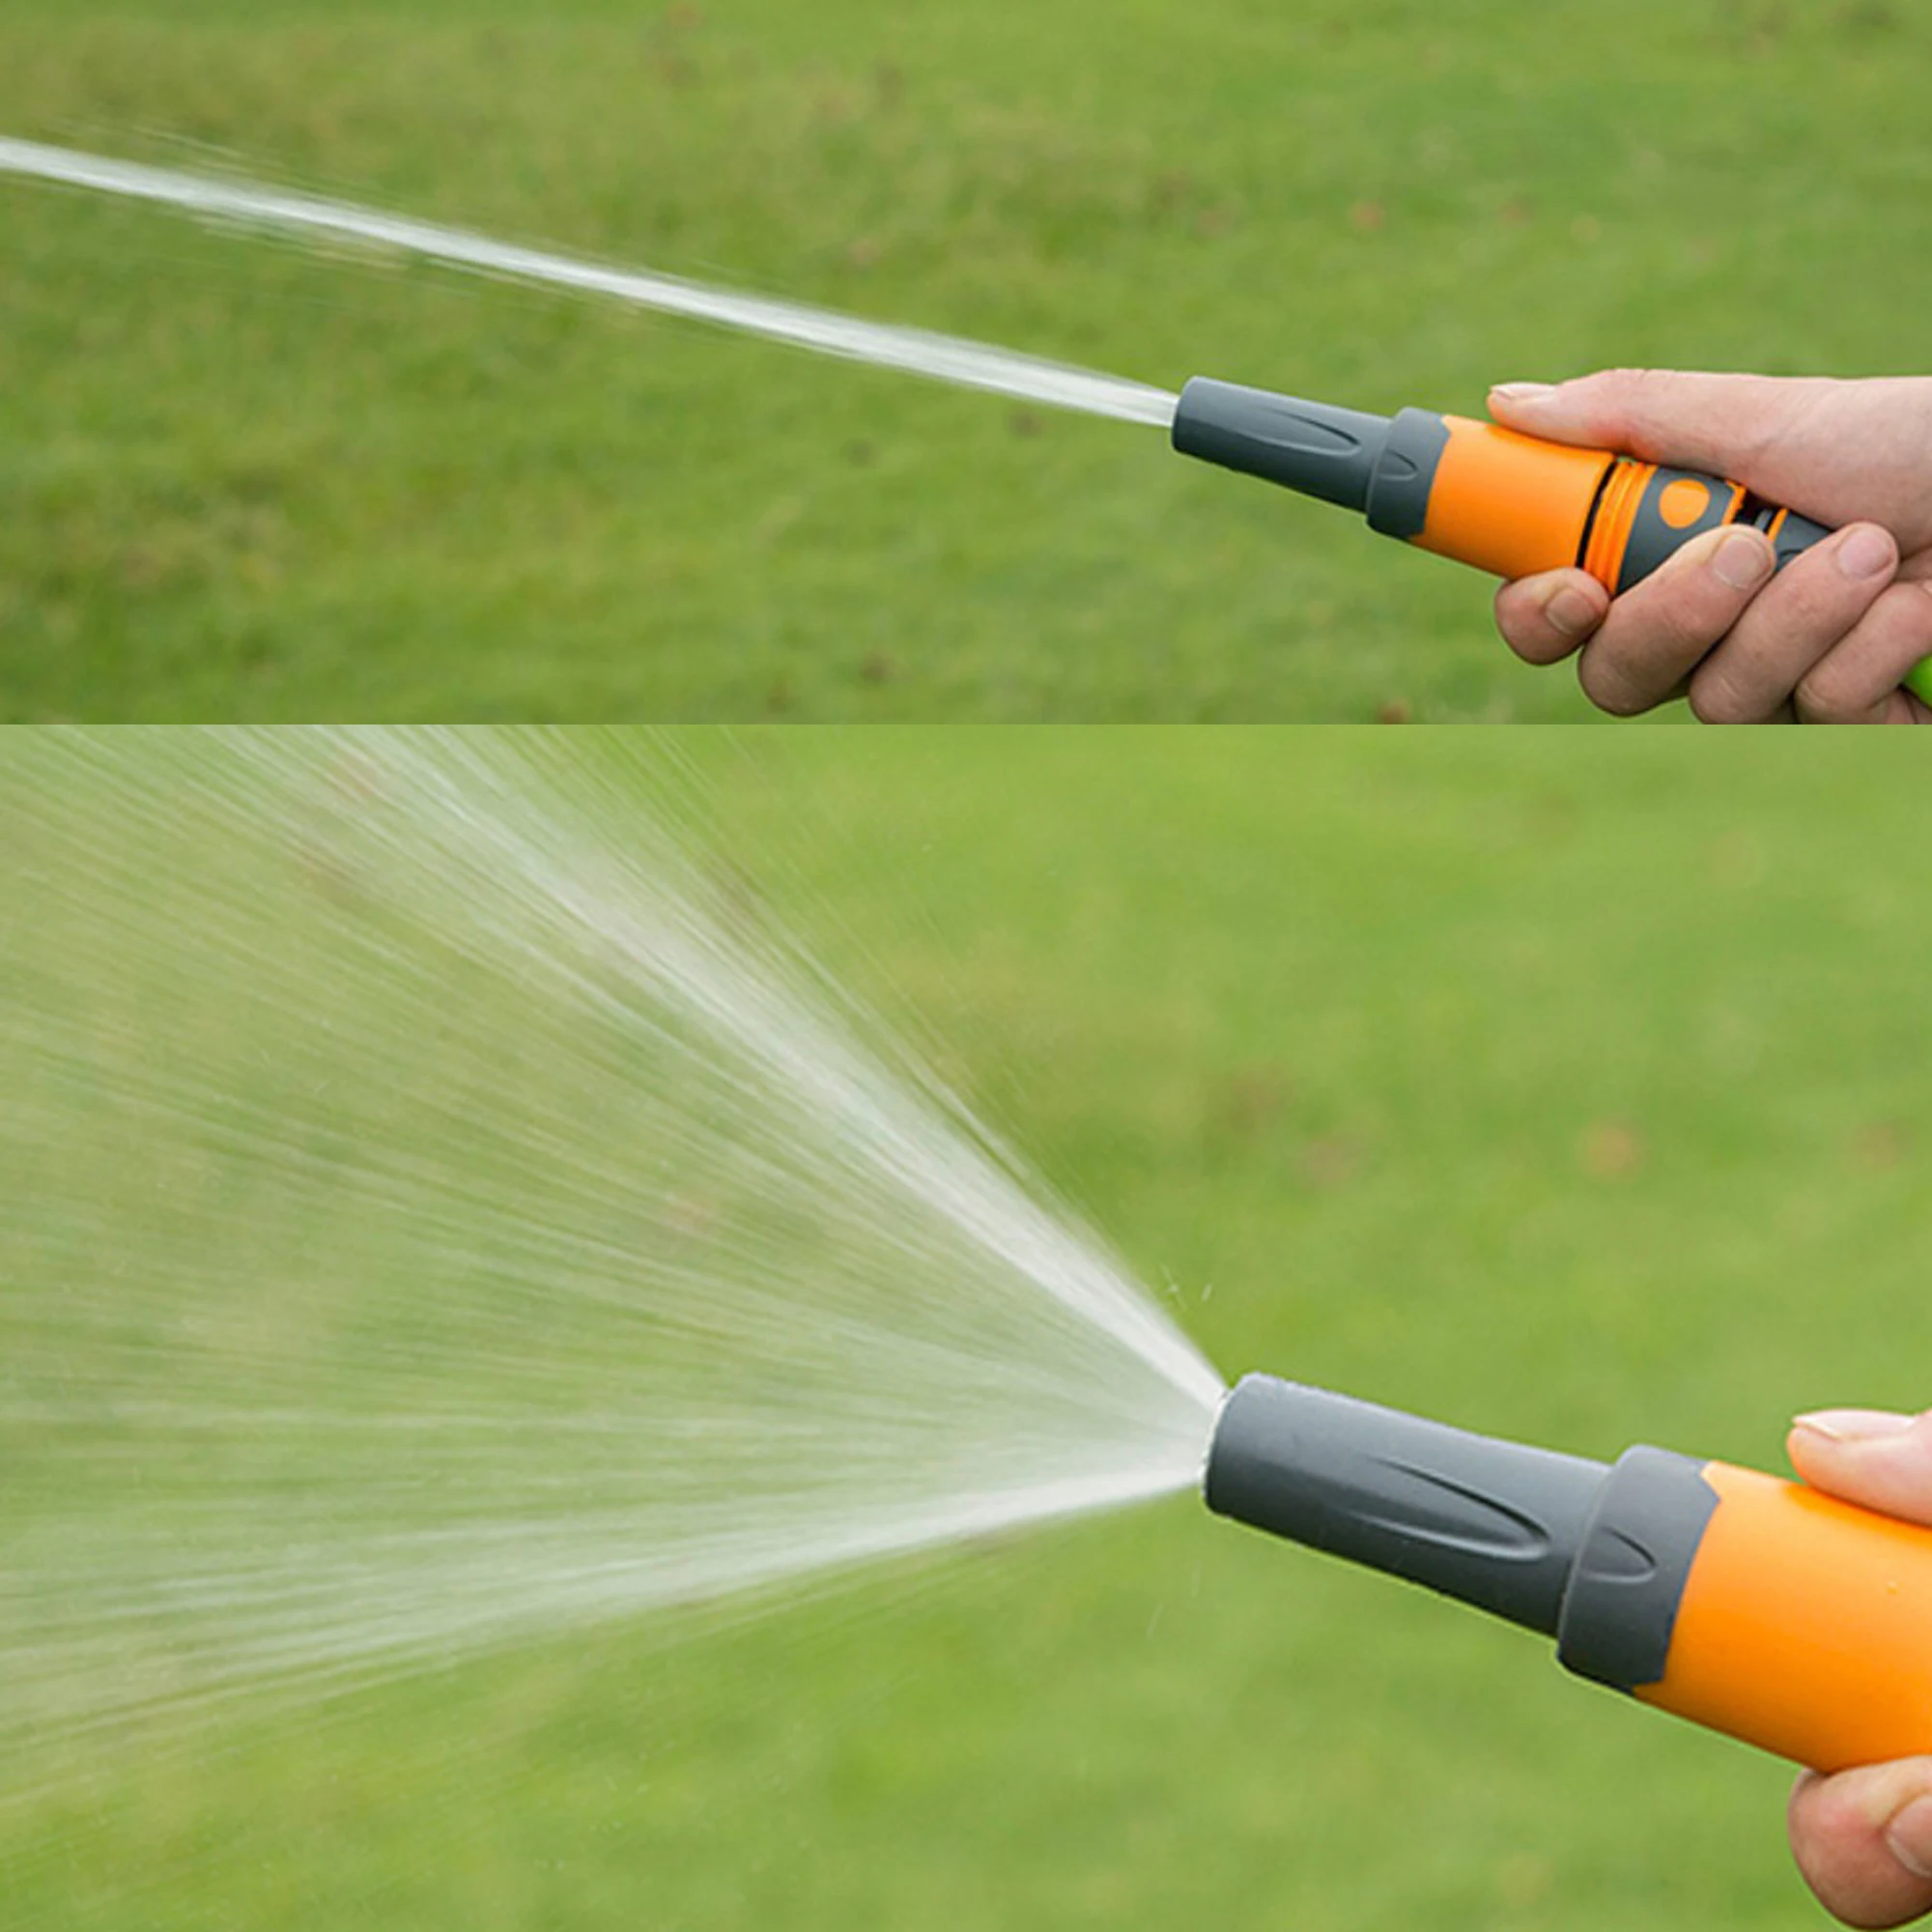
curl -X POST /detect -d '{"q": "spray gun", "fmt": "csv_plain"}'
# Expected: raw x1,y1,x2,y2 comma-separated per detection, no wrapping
1171,378,1932,705
1205,1375,1932,1774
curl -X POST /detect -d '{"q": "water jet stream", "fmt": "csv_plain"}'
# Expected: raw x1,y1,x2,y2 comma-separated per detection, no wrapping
0,136,1178,427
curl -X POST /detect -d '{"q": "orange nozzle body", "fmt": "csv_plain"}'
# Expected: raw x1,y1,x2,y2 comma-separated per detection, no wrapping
1640,1463,1932,1773
1409,416,1614,582
1416,417,1798,594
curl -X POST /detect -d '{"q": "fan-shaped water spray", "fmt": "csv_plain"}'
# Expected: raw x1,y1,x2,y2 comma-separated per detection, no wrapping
0,728,1222,1771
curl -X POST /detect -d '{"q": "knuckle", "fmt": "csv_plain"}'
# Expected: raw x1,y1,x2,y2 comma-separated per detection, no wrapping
1794,671,1852,724
1600,366,1681,435
1612,364,1665,398
1594,364,1660,401
1800,582,1932,721
1896,579,1932,644
1687,668,1750,725
1630,584,1733,667
1577,650,1650,718
1794,645,1858,721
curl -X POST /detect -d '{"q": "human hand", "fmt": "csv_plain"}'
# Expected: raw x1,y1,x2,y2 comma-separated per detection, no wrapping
1784,1410,1932,1926
1488,372,1932,723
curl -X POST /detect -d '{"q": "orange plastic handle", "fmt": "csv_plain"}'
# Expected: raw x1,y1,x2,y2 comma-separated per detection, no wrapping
1409,417,1615,582
1409,417,1830,598
1638,1462,1932,1773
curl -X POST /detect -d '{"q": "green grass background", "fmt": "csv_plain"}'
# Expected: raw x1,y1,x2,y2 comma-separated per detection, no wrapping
2,2,1929,719
9,727,1932,1928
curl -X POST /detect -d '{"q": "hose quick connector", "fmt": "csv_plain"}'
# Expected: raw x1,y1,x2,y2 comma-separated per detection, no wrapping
1205,1375,1717,1693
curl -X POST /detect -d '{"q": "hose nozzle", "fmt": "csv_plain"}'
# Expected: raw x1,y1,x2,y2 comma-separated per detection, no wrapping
1206,1373,1932,1773
1171,374,1932,699
1171,373,1836,591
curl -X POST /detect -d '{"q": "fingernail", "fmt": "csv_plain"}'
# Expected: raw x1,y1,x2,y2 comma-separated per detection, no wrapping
1792,1408,1916,1441
1836,525,1896,581
1712,529,1775,590
1545,583,1601,639
1491,382,1554,404
1887,1795,1932,1881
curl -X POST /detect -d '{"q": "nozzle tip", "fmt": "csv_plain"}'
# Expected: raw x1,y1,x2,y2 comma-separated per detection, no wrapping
1171,379,1392,513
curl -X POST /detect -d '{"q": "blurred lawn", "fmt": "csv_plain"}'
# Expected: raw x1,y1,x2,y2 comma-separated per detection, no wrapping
2,2,1930,719
11,727,1932,1928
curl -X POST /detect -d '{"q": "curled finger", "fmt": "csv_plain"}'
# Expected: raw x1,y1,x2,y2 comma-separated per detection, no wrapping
1687,525,1898,724
1790,1761,1932,1930
1577,526,1775,716
1796,581,1932,724
1493,569,1608,666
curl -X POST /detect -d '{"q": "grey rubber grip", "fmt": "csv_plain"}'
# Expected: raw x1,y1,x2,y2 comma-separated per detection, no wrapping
1206,1375,1606,1636
1172,379,1393,513
1206,1375,1724,1697
1555,1447,1719,1692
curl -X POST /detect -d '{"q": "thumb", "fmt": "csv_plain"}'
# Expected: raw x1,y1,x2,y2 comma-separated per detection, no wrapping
1790,1759,1932,1930
1488,368,1833,485
1787,1408,1932,1525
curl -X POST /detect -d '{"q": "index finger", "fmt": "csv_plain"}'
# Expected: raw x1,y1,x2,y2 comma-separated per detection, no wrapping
1788,1410,1932,1526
